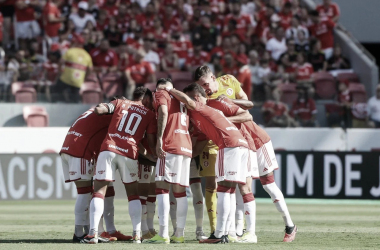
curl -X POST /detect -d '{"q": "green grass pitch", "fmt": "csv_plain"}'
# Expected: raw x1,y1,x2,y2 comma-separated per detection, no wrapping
0,199,379,249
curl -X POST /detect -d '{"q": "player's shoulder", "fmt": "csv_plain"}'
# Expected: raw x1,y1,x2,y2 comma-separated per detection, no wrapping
217,74,237,85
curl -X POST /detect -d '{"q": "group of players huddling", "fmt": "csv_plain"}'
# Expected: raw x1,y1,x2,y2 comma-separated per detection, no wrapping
60,65,297,244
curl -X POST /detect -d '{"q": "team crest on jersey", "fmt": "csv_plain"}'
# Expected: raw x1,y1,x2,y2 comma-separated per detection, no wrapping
226,88,233,96
144,174,149,179
203,161,209,167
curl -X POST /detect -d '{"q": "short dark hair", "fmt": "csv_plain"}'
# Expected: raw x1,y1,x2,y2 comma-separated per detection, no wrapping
111,95,127,101
184,83,207,98
133,86,152,100
156,78,172,87
193,65,212,81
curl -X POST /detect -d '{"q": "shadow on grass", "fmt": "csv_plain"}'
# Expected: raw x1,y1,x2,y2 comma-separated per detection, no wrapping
0,239,74,244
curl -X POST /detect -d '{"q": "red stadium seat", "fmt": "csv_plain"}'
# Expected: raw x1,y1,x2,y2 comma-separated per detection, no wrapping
80,82,103,104
313,72,336,99
14,86,37,103
99,73,123,99
325,103,344,116
144,82,156,91
23,105,49,127
337,72,359,83
279,84,298,106
349,83,367,103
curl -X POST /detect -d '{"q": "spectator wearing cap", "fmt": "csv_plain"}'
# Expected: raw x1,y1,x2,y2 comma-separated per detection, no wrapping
316,0,340,23
125,50,156,99
367,85,380,128
55,34,93,102
308,9,335,60
185,43,210,71
278,2,293,30
69,1,96,34
15,0,41,49
160,43,180,72
90,39,119,73
43,0,65,43
308,39,327,72
142,34,160,72
327,45,351,71
223,1,255,41
236,54,252,100
266,27,287,61
290,87,317,127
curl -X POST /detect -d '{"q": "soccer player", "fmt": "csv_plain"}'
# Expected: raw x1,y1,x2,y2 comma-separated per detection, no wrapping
144,78,192,244
185,84,258,243
193,65,249,235
83,88,157,244
160,83,250,244
228,96,298,242
60,97,131,243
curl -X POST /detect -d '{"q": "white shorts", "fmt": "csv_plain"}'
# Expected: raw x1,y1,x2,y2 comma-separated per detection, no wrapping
215,147,249,184
16,20,41,39
323,47,334,60
257,141,279,176
189,158,201,179
248,150,259,179
61,153,94,183
155,153,191,187
95,151,139,184
138,163,155,184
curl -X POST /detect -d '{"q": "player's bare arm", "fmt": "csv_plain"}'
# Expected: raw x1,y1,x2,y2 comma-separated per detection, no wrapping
236,88,249,100
228,110,253,123
192,139,208,157
167,89,196,110
156,105,168,159
94,103,110,115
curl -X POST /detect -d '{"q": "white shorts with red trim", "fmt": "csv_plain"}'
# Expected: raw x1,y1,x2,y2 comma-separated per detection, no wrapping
189,158,201,179
248,150,259,179
257,140,279,176
215,147,249,184
61,153,94,182
95,151,138,184
138,164,155,184
155,153,191,187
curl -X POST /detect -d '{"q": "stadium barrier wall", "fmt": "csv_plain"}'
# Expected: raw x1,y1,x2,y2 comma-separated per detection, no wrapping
0,152,379,200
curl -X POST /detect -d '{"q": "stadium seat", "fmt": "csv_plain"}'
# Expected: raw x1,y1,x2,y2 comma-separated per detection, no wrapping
279,84,298,106
337,72,360,83
349,83,367,103
23,105,49,127
313,72,336,99
144,82,156,91
85,72,100,84
80,82,103,104
43,149,57,153
14,85,37,103
99,73,123,99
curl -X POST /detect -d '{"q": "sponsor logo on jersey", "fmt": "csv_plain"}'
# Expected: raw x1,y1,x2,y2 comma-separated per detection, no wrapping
67,131,83,137
109,133,136,143
130,105,147,115
196,201,203,205
226,127,238,131
226,88,233,96
175,129,189,134
239,139,248,144
263,167,268,172
168,172,177,177
108,144,129,153
181,147,192,153
61,147,69,151
69,171,77,175
98,170,105,174
227,171,237,175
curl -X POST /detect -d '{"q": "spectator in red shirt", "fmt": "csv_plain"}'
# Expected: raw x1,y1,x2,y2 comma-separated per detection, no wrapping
223,1,255,41
221,52,238,76
15,0,41,49
160,43,180,72
125,50,156,99
43,0,65,42
162,4,182,33
291,87,317,127
170,29,193,69
337,80,351,105
262,97,295,127
185,43,211,71
142,2,156,33
210,36,233,58
90,39,119,73
308,10,335,60
316,0,340,23
236,54,252,100
279,2,293,30
103,0,118,17
295,53,314,85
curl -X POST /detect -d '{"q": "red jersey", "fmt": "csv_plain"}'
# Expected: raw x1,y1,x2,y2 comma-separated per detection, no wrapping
103,4,118,16
127,61,154,84
43,2,61,37
90,48,119,68
279,12,293,29
171,40,193,59
296,63,314,81
43,61,59,82
16,0,35,22
163,17,182,33
338,90,351,104
316,3,340,21
309,18,335,49
60,109,112,161
153,90,192,157
100,99,157,159
224,14,254,34
262,100,287,117
185,51,210,68
242,121,271,149
190,101,248,150
206,99,256,151
291,98,317,121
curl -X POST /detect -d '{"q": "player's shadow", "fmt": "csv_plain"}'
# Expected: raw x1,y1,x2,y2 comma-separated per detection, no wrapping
0,239,73,244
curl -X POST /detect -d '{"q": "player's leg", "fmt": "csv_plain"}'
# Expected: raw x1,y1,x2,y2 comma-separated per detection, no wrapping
258,141,296,242
169,187,177,234
235,187,244,237
237,178,257,243
147,180,157,235
138,164,153,240
226,186,237,242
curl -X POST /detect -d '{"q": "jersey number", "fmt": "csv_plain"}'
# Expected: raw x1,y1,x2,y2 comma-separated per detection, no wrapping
117,110,142,135
180,102,187,126
72,111,92,127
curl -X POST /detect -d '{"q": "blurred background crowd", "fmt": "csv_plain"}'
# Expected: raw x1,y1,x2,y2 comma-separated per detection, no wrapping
0,0,379,128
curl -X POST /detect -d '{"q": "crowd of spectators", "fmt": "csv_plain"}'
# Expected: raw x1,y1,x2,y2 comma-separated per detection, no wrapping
0,0,374,128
